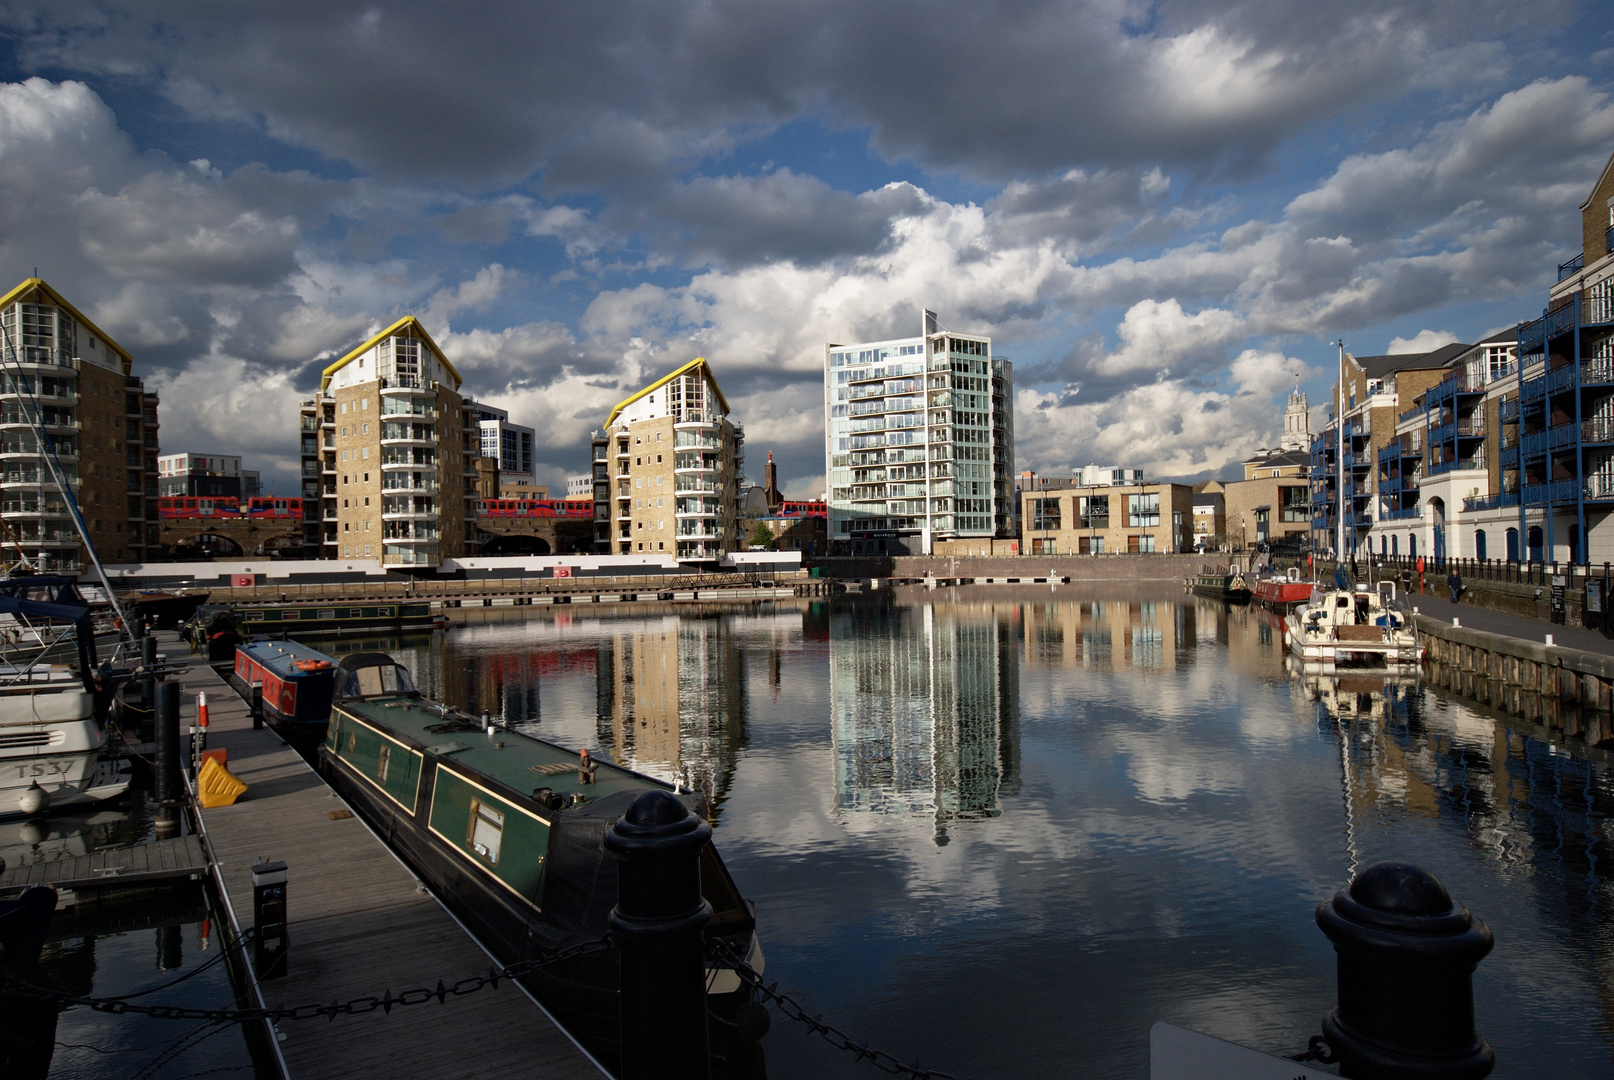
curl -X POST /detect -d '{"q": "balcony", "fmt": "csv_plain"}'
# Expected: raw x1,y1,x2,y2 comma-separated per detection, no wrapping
0,346,74,369
1522,430,1549,457
1428,455,1484,477
380,422,435,446
1559,252,1585,282
1523,479,1580,505
1464,492,1520,512
1521,375,1546,401
1382,506,1421,521
1587,473,1614,502
1499,399,1520,422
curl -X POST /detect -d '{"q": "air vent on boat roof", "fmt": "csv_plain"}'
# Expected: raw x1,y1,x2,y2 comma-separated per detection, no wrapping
426,741,472,755
426,719,481,734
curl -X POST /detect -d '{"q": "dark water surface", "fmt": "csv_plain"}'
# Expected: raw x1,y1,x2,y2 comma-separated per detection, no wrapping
6,795,254,1080
396,586,1614,1079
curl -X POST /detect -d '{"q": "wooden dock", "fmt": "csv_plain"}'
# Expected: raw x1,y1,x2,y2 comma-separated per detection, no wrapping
0,834,205,891
159,633,607,1080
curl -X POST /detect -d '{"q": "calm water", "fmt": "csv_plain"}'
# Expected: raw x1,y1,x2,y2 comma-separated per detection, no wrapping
388,586,1614,1079
4,798,254,1080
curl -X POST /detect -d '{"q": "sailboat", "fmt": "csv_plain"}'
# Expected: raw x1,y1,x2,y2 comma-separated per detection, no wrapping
0,315,136,817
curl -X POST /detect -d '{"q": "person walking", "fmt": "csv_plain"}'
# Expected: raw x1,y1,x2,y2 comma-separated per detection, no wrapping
1448,566,1462,604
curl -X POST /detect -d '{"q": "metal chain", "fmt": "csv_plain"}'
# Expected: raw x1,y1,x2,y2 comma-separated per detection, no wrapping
0,934,614,1024
1289,1034,1338,1064
707,937,960,1080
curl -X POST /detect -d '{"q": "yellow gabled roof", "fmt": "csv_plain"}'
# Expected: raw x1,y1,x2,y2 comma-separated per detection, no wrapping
604,357,729,428
0,277,136,375
320,315,461,392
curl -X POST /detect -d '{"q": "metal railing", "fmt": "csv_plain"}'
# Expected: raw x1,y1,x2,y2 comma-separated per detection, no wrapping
1559,252,1585,282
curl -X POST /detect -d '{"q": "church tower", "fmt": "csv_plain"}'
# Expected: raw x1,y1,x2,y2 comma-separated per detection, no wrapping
1280,380,1310,451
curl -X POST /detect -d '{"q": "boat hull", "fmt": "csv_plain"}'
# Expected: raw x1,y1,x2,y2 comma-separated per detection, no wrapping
315,687,763,1074
230,641,337,742
1284,590,1420,672
1253,580,1315,608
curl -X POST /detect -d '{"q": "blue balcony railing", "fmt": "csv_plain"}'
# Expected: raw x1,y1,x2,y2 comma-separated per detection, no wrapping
1549,364,1580,394
1549,424,1580,450
1521,375,1546,401
1559,252,1585,282
1382,506,1421,521
1522,430,1549,457
1547,303,1577,340
1518,318,1546,353
1523,479,1581,505
1499,399,1520,422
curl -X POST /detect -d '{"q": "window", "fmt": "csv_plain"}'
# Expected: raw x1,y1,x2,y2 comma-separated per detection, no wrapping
1031,498,1061,530
467,800,504,864
1128,492,1159,528
377,744,390,784
1078,495,1108,529
1129,534,1156,553
1079,535,1104,554
1281,486,1309,523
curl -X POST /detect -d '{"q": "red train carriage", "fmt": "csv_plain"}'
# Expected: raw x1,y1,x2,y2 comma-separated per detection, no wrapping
476,498,594,519
158,496,241,519
160,495,305,520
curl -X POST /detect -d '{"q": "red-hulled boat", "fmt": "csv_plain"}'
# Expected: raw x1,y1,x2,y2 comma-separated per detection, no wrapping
1252,568,1315,609
229,638,338,742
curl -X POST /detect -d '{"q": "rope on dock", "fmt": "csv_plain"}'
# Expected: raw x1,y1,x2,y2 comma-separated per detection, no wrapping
707,937,961,1079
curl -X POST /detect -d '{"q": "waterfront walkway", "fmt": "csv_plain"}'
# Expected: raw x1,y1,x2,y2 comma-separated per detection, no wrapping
1403,591,1614,656
160,633,605,1080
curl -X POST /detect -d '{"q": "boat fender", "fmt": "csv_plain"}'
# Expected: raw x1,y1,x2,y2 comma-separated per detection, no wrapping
18,781,48,816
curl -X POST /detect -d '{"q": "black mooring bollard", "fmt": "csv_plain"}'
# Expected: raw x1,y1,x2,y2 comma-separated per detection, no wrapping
141,634,157,670
153,680,182,837
1316,861,1494,1079
604,789,713,1080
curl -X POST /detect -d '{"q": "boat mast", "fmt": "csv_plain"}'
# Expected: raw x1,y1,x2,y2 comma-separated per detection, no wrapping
1337,339,1346,565
0,319,133,635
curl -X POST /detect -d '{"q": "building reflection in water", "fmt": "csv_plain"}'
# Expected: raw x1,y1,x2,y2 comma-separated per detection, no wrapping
1023,597,1189,671
830,598,1020,842
1298,663,1614,1034
595,615,748,814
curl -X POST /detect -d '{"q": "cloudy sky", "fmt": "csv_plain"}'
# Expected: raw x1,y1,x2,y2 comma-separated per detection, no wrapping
1,2,1611,499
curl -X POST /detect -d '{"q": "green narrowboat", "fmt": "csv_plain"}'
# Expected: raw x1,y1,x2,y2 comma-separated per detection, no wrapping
317,652,765,1070
234,601,444,637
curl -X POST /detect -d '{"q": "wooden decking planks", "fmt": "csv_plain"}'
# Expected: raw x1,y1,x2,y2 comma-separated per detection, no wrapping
160,634,606,1080
0,834,205,891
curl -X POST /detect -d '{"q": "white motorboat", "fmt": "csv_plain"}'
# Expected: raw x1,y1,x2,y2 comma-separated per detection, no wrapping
0,595,128,818
1284,584,1420,672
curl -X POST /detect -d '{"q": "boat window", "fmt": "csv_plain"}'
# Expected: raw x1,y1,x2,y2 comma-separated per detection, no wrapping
377,744,390,784
468,800,503,865
344,663,420,699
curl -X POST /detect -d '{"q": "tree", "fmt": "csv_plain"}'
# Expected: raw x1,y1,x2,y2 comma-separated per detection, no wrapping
748,522,776,550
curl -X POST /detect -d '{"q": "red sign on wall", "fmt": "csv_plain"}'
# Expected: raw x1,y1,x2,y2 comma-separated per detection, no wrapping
553,567,573,578
230,574,257,588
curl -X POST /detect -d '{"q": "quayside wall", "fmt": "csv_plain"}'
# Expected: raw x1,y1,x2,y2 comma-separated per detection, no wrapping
820,553,1211,582
1413,614,1614,750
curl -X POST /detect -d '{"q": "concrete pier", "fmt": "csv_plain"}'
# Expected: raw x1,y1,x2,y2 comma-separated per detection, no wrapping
160,633,606,1080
